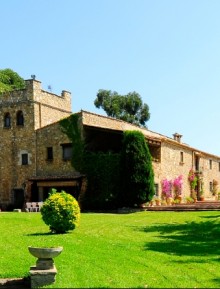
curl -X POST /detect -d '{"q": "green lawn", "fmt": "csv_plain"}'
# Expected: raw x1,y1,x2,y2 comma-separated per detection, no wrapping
0,211,220,288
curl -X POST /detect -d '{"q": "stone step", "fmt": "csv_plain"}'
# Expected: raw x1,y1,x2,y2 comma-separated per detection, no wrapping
147,203,220,211
146,200,220,211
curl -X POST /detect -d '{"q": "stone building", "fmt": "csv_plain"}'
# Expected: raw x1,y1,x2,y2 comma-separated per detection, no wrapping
79,111,220,200
0,78,219,209
0,78,85,209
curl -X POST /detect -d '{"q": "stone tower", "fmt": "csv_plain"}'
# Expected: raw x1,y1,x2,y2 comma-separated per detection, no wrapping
0,79,71,208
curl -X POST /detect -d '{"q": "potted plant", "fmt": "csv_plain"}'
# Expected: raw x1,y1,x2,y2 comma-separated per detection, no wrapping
185,196,194,204
199,189,205,201
161,199,167,206
173,198,181,205
149,195,161,206
154,196,161,206
213,179,218,199
188,169,198,202
149,199,154,207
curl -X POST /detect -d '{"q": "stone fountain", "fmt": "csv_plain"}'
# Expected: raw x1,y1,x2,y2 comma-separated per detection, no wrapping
28,246,63,288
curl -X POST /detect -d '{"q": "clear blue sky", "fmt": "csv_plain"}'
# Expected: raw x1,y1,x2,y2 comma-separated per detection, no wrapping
2,0,220,155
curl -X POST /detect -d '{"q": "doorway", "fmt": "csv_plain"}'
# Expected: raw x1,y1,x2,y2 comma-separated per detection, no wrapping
13,189,24,209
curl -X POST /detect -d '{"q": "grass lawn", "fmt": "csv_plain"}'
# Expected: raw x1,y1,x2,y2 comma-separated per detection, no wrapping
0,211,220,288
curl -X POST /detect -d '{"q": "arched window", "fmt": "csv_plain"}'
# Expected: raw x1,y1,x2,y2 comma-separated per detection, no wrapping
16,110,24,126
4,112,11,128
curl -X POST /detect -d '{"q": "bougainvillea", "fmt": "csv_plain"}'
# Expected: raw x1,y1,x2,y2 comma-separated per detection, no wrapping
41,190,80,234
173,175,183,197
161,179,173,198
188,169,197,190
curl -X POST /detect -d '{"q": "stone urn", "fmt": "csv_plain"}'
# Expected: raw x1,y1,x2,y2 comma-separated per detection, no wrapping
28,246,63,270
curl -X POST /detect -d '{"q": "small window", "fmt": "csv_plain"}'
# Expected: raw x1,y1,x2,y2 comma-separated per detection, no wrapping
4,112,11,128
209,160,212,170
61,144,72,161
17,110,24,126
47,147,53,160
210,181,213,192
180,152,184,163
154,183,159,196
21,153,28,165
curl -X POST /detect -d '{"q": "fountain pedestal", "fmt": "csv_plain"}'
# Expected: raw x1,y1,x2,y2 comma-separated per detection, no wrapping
28,246,63,288
29,266,57,288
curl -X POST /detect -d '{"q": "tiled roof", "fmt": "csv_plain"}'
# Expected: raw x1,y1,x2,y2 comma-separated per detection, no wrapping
80,110,220,159
29,172,85,181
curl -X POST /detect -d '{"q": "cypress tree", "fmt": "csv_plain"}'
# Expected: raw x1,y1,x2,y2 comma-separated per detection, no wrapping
121,130,155,206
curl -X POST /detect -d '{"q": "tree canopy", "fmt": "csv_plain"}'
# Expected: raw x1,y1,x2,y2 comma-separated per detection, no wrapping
94,89,150,127
0,69,25,93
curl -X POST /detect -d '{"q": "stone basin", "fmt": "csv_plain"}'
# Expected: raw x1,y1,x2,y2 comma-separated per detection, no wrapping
28,246,63,259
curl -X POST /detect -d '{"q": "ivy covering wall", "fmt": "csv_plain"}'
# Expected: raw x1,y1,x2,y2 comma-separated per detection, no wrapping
59,114,121,209
59,114,84,171
82,152,121,210
59,115,154,210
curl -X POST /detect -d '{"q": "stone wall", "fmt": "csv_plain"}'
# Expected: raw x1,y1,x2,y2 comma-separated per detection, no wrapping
153,140,220,199
0,79,72,205
0,101,36,203
36,122,75,176
81,110,220,200
81,110,161,140
28,80,72,129
157,142,194,198
0,81,219,206
0,79,72,130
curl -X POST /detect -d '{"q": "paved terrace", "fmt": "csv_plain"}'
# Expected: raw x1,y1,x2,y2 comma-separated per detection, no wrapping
117,200,220,213
146,200,220,211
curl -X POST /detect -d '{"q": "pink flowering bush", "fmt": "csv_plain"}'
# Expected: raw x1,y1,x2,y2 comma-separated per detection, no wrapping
188,169,197,190
161,179,173,198
173,175,183,197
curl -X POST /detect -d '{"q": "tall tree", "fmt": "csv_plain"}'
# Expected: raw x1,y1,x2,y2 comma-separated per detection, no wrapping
121,130,155,206
94,89,150,127
0,69,25,93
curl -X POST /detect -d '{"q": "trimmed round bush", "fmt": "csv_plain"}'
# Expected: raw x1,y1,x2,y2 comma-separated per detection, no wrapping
41,190,80,233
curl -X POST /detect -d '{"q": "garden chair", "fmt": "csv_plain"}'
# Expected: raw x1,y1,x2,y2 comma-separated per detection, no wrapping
26,202,33,212
31,202,38,212
37,202,44,211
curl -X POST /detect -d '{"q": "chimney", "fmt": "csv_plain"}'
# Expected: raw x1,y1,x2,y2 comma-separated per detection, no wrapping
173,133,182,143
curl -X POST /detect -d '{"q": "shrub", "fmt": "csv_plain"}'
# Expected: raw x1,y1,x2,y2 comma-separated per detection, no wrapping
41,190,80,233
121,130,155,206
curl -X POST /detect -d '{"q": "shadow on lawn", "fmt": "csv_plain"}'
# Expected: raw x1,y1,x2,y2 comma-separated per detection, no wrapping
0,277,30,289
200,215,220,219
139,217,220,258
212,278,220,284
26,231,70,236
25,232,54,236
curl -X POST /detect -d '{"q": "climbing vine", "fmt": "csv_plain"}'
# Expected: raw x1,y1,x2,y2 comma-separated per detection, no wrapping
59,113,121,209
59,114,85,171
59,114,154,209
83,151,121,209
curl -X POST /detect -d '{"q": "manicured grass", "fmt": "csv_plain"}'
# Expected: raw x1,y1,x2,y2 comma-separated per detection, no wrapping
0,211,220,288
